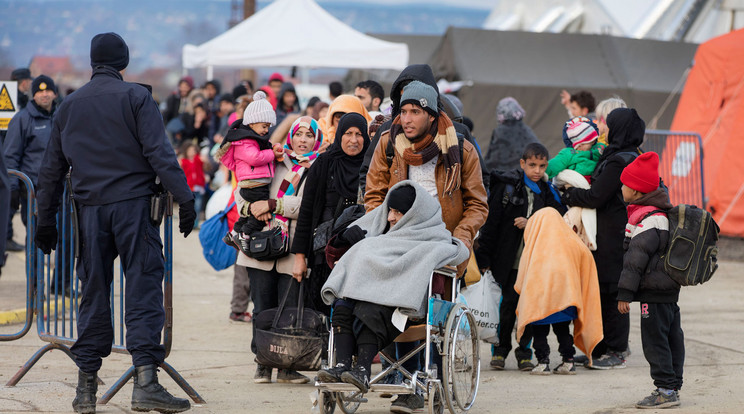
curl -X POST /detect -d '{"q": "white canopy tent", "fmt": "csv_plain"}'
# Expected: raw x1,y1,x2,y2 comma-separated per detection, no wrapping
182,0,409,79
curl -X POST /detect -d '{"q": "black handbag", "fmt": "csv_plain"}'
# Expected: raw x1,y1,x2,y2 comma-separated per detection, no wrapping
254,281,329,371
247,226,289,261
312,197,358,256
312,219,334,255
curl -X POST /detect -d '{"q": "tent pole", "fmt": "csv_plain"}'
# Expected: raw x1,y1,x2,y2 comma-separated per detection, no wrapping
207,66,214,81
301,67,310,85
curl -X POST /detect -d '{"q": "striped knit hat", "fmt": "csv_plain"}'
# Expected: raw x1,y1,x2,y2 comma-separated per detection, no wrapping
566,120,599,148
242,91,276,126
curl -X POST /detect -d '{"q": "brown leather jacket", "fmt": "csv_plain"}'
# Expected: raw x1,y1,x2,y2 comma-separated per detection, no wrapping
364,128,489,275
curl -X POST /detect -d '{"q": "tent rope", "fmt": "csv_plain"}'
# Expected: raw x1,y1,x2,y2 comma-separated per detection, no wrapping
648,65,691,129
702,70,744,145
717,181,744,227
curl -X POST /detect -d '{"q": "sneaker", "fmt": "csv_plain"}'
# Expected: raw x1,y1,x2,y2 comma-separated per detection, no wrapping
254,365,272,383
229,312,252,322
6,239,24,252
234,233,252,256
390,393,425,414
223,232,239,251
379,373,401,398
317,363,348,383
340,366,369,393
621,346,632,358
490,355,505,370
587,352,626,370
635,389,680,409
573,354,589,366
553,360,576,375
517,359,535,371
530,362,551,375
277,369,310,384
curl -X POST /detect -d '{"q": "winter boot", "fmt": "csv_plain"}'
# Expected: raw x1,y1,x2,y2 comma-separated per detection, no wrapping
131,364,191,413
72,370,98,414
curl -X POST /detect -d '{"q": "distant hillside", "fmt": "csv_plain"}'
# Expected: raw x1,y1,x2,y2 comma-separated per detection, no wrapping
1,0,488,72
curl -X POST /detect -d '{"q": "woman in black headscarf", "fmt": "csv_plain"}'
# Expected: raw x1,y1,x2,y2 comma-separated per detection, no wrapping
291,113,370,315
561,107,646,368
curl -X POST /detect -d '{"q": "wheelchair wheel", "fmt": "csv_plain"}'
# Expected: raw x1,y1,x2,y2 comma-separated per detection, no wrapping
319,391,336,414
427,380,445,414
336,391,361,414
442,303,480,413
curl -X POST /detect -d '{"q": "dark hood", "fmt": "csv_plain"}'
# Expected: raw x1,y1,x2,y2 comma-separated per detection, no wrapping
604,108,645,159
222,122,271,148
278,82,299,111
490,168,523,186
631,187,673,210
390,64,439,116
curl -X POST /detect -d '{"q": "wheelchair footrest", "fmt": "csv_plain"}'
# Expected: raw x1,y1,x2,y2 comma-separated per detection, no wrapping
315,382,415,395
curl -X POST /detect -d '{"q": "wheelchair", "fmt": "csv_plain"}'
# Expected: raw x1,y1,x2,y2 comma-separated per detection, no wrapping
314,266,480,414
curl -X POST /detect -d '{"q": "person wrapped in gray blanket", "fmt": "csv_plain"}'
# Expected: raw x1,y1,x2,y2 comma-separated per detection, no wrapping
317,180,470,393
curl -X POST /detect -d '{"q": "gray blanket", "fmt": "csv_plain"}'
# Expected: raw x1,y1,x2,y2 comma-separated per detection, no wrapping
321,180,469,316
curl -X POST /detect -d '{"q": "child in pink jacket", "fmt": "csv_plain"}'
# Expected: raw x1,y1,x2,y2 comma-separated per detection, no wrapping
217,91,283,238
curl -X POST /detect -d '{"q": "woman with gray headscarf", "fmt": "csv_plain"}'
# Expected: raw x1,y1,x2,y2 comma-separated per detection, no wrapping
485,97,541,172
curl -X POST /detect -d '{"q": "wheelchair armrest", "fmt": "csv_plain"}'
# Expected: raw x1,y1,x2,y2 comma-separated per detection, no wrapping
435,265,458,279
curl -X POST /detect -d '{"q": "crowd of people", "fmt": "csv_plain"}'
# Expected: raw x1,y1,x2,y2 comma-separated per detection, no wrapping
1,31,685,413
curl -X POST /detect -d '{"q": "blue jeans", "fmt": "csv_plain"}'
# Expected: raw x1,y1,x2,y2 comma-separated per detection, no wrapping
192,191,203,227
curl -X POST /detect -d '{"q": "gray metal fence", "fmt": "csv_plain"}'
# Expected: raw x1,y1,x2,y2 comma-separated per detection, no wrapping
644,130,705,208
2,170,204,405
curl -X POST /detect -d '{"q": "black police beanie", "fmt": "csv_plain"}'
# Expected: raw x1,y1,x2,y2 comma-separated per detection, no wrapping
90,32,129,71
31,75,56,96
11,68,32,81
387,185,416,215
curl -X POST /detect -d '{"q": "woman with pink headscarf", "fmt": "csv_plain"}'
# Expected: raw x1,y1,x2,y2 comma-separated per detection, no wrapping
235,116,324,385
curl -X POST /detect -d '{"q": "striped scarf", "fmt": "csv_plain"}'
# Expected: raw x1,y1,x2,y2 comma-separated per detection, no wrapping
390,112,462,195
273,116,323,234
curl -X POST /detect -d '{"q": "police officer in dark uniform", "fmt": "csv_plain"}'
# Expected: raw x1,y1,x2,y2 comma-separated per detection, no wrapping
11,67,33,111
34,32,196,414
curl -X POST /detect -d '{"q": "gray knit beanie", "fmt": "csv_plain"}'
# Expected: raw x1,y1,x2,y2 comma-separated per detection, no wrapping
400,80,439,117
242,91,276,126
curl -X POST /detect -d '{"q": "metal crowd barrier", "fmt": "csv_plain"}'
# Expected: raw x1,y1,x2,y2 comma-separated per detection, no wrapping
0,170,37,343
644,130,705,208
1,170,204,405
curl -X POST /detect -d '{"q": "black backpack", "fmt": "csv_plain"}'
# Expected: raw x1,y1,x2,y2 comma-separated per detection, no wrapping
646,205,720,286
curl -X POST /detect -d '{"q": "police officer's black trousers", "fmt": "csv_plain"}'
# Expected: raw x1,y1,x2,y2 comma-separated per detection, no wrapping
71,197,166,373
640,302,684,391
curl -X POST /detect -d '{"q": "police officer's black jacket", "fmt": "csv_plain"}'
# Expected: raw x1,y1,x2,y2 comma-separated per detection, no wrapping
3,100,55,191
36,66,192,228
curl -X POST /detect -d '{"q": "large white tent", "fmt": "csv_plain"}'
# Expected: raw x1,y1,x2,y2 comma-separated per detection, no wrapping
182,0,409,74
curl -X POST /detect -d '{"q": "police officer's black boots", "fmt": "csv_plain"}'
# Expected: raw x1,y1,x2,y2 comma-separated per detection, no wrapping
131,364,191,413
72,370,97,414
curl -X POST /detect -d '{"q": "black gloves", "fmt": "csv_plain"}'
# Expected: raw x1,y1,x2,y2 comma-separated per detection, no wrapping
179,200,196,238
35,225,58,255
560,188,573,207
339,225,367,245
